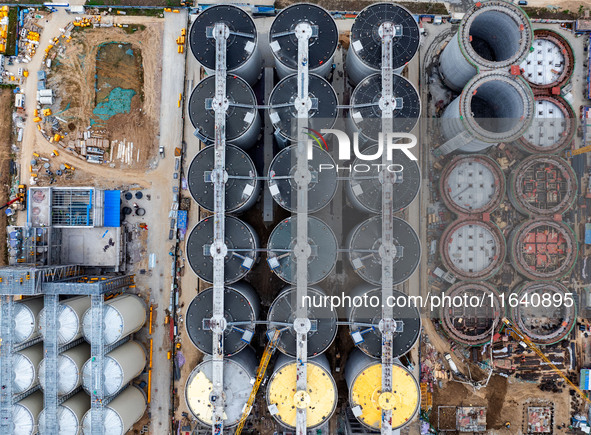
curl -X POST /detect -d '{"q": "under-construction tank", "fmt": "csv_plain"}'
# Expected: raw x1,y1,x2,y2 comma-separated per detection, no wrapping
440,71,534,153
348,216,421,286
185,347,257,428
347,3,420,86
186,216,259,284
189,4,261,85
188,75,261,150
266,353,337,431
188,145,260,213
267,216,337,285
11,390,43,435
345,349,419,431
13,297,43,344
346,146,420,213
268,74,338,145
82,294,146,346
38,343,90,396
81,385,147,435
13,343,43,394
38,391,90,435
347,286,421,358
439,0,533,91
81,341,146,398
348,73,421,141
268,144,338,212
185,282,260,356
269,3,338,78
268,286,337,357
38,296,91,345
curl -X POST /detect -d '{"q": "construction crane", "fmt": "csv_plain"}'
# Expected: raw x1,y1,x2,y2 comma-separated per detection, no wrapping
502,318,591,404
234,329,282,435
564,145,591,158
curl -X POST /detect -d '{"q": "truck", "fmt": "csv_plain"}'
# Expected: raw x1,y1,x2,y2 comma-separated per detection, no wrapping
159,145,165,158
444,353,459,374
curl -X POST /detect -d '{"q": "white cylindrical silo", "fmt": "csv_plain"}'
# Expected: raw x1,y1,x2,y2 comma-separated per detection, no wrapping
13,343,43,394
38,296,91,345
82,341,146,398
12,390,43,435
38,343,90,396
13,297,43,344
81,385,147,435
38,391,90,435
82,294,146,346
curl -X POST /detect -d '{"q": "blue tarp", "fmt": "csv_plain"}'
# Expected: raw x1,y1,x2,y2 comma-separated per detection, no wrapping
177,210,187,230
103,190,121,227
586,223,591,245
581,369,591,390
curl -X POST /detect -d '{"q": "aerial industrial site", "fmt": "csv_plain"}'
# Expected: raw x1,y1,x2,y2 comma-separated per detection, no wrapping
2,0,591,434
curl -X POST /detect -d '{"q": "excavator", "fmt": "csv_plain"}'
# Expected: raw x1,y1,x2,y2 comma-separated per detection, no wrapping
0,185,26,211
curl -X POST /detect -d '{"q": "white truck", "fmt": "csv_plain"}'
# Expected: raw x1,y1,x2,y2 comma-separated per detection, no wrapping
444,353,459,374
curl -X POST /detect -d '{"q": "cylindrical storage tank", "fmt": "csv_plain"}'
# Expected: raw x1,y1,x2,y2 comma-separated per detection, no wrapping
13,297,43,344
348,73,420,141
186,216,259,284
347,3,420,86
268,74,338,145
441,71,534,153
440,281,503,346
269,4,338,78
82,294,146,346
266,353,337,430
439,154,505,216
189,5,260,85
185,348,257,428
520,29,574,91
267,216,337,285
510,281,576,345
188,75,260,150
346,146,420,213
81,385,146,435
509,219,577,280
440,219,506,280
268,144,338,213
12,390,43,435
185,282,259,356
508,155,576,216
82,341,146,398
345,349,419,431
348,216,420,286
13,343,43,394
348,286,421,358
38,296,91,345
38,391,90,435
517,95,575,154
38,343,90,396
268,286,337,357
439,0,533,91
188,145,260,213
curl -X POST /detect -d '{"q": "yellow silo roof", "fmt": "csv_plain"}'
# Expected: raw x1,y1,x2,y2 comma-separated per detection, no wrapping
350,363,419,430
267,361,336,429
186,370,228,424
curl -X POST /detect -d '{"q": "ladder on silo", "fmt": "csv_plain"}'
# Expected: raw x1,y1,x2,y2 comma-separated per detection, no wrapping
0,296,14,433
90,294,105,435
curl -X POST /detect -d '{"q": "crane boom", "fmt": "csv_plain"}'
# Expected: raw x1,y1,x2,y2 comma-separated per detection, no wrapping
564,145,591,158
502,318,590,404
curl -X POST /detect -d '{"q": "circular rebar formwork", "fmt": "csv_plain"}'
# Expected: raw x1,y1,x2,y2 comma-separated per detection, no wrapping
38,343,90,396
13,297,43,344
269,3,338,78
440,154,505,215
38,391,90,435
267,216,337,285
509,219,577,280
348,216,420,286
440,219,506,280
510,281,576,345
189,5,261,85
185,282,259,357
188,75,260,149
508,155,576,216
268,286,337,357
440,281,503,346
186,216,259,284
12,343,43,394
347,3,420,86
38,296,90,346
12,391,43,435
188,145,260,213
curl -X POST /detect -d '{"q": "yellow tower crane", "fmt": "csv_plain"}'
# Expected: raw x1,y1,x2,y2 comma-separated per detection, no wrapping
564,145,591,158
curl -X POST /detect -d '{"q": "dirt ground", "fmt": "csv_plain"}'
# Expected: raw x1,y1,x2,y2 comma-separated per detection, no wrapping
0,89,12,266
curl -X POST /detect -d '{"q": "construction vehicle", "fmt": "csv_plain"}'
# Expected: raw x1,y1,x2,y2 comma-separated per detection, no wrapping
502,318,591,404
234,329,282,435
564,145,591,158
